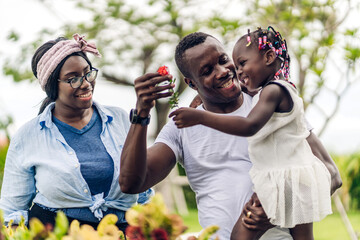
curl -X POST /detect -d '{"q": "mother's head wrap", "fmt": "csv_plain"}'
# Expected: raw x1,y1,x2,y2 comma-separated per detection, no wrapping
36,33,101,90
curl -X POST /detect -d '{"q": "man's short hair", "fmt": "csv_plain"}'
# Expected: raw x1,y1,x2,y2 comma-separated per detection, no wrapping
175,32,213,78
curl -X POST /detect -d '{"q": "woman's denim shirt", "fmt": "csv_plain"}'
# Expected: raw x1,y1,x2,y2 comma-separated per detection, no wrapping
0,102,145,225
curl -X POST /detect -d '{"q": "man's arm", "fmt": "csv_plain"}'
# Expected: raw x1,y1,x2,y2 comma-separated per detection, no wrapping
119,72,177,193
120,139,176,193
306,131,342,195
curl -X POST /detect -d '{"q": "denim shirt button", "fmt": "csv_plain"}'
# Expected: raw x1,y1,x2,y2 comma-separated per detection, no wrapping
84,189,88,193
68,151,74,155
75,164,79,168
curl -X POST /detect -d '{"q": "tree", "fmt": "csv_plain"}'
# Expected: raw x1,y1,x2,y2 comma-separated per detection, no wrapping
4,0,359,138
245,0,360,137
4,0,242,138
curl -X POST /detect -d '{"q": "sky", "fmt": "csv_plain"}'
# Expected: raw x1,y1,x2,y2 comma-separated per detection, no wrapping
0,0,360,154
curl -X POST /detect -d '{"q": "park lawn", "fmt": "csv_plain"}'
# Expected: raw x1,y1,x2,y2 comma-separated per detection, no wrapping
314,211,360,240
180,209,202,233
180,209,360,239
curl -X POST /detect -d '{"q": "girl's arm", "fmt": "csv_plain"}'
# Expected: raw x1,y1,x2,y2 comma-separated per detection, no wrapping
306,132,342,194
170,84,286,137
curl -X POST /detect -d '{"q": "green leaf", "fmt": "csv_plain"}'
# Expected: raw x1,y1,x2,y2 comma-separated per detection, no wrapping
344,28,358,36
7,31,20,42
53,211,69,239
345,46,360,63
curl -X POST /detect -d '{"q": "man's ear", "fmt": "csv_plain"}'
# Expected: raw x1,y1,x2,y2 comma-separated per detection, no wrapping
184,77,198,90
264,49,277,66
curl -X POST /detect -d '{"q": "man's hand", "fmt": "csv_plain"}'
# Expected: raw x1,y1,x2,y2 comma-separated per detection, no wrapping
120,72,176,194
134,72,174,116
241,193,273,231
169,107,204,128
231,193,273,240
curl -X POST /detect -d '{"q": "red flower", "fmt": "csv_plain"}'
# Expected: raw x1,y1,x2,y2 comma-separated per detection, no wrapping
151,228,169,240
126,226,145,240
157,65,170,76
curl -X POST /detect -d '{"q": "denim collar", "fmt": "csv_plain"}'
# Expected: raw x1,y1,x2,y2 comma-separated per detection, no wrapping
39,101,113,130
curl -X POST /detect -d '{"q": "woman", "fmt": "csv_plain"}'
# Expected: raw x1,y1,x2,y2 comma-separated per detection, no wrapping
0,34,153,232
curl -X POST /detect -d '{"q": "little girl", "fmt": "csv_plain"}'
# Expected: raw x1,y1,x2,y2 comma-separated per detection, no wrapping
170,27,332,239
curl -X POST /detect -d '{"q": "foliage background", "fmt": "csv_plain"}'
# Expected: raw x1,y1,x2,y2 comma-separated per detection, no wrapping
1,0,360,217
0,0,360,238
1,0,360,153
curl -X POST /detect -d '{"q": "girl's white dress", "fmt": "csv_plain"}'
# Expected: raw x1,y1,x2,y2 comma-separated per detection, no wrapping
248,80,332,228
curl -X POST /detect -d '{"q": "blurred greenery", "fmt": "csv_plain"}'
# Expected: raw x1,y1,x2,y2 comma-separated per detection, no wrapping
0,116,13,139
313,211,360,240
0,145,8,188
180,210,360,239
180,208,201,233
1,0,360,238
3,0,360,139
246,0,360,136
333,153,360,210
0,116,12,188
177,163,197,209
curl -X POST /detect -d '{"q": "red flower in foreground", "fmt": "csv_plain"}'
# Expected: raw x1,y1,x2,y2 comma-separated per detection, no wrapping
157,65,178,109
126,226,145,240
151,228,169,240
157,65,170,76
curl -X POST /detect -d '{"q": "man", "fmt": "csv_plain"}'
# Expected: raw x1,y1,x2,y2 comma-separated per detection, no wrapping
120,32,341,239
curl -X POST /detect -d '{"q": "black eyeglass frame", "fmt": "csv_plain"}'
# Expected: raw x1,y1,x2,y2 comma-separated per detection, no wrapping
58,67,98,89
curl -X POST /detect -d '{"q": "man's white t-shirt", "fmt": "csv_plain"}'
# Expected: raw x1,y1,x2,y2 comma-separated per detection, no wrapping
155,93,291,239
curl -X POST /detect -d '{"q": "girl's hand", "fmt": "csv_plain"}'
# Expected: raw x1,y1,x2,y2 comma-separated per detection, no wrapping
169,107,203,128
134,72,174,116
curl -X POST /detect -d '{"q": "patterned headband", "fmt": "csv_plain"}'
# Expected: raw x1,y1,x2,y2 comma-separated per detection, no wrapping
37,33,102,91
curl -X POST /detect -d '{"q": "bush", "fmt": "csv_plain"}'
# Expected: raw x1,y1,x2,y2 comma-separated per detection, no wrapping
333,152,360,210
344,153,360,209
1,194,219,240
1,211,125,240
177,163,197,210
0,144,9,190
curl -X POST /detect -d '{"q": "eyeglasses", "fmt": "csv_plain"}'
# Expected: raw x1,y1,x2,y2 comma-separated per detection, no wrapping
58,67,98,89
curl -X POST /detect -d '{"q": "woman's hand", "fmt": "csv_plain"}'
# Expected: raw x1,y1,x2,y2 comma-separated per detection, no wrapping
134,72,174,116
169,107,203,128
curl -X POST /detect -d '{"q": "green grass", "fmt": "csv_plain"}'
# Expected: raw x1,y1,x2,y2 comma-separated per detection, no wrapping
314,211,360,240
180,209,202,233
180,209,360,239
